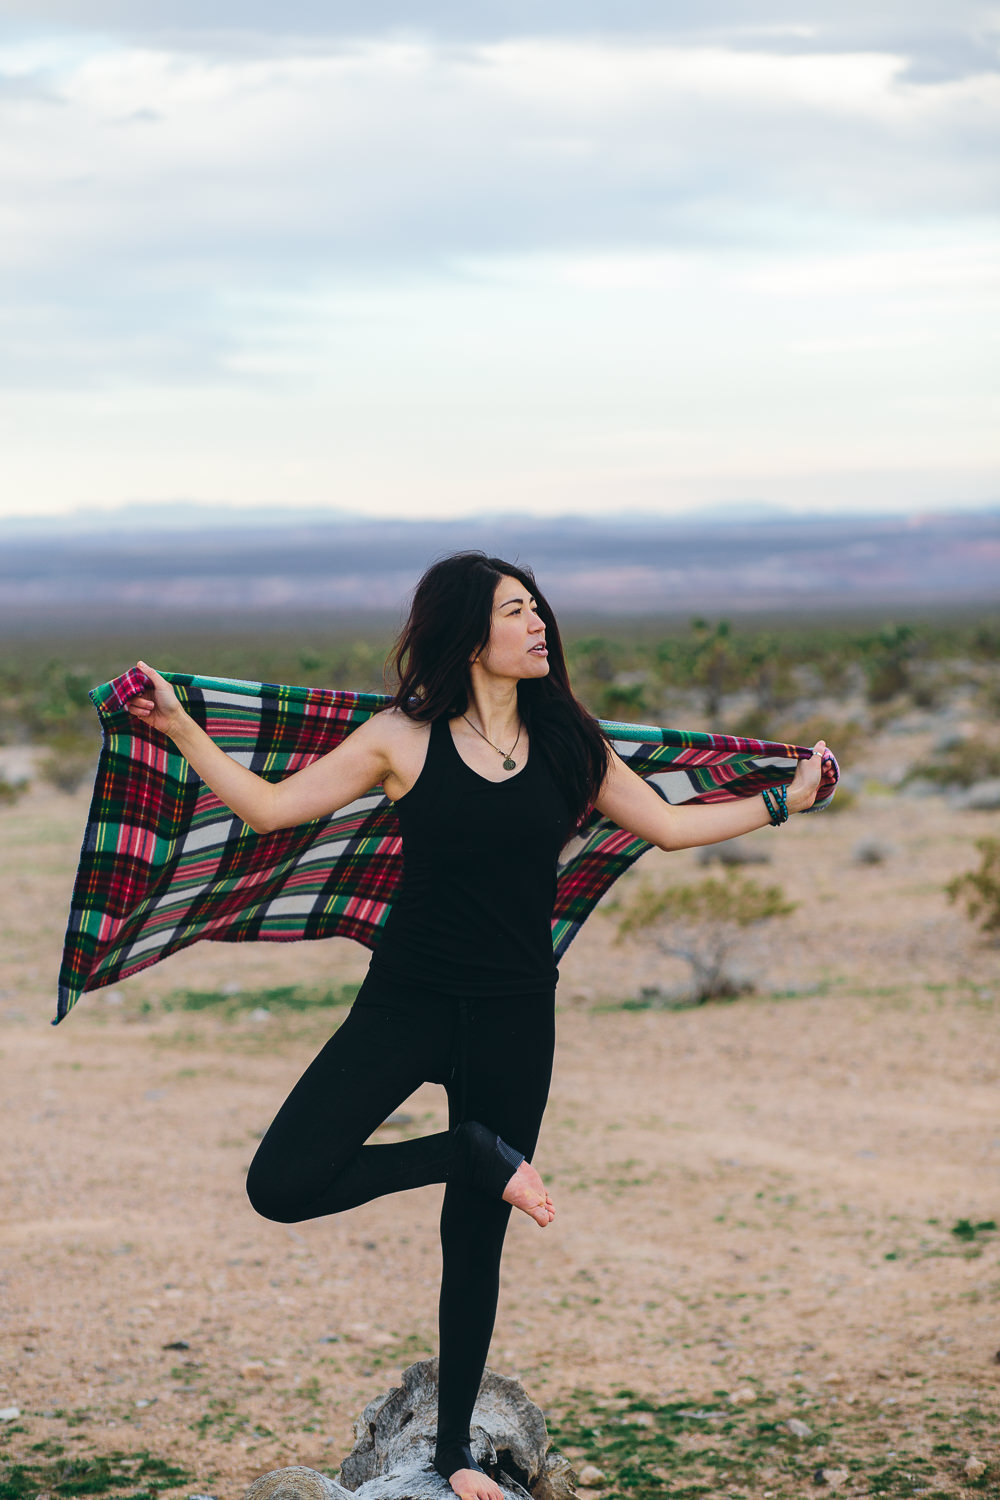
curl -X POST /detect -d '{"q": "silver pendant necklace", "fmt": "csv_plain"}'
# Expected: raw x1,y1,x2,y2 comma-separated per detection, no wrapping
461,713,522,771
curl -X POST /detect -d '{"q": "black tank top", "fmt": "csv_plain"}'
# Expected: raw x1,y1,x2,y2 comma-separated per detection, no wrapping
368,715,572,996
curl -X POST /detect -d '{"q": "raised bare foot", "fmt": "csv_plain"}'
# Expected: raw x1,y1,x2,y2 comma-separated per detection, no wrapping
446,1467,505,1500
501,1158,555,1227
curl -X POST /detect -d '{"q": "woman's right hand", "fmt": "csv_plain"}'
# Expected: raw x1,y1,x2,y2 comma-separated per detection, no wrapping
126,661,186,738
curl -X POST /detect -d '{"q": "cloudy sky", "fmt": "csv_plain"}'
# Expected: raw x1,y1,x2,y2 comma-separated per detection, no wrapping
1,2,997,522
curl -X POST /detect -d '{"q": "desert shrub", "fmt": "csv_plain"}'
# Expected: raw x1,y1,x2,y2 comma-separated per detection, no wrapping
0,774,29,806
947,838,1000,936
614,869,796,1004
688,617,741,718
860,623,919,703
592,679,653,723
821,783,857,814
904,735,1000,790
37,729,100,794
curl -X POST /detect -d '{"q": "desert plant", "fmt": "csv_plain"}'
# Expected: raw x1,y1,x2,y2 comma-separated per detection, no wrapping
904,736,1000,790
614,869,796,1003
947,838,1000,936
0,774,29,806
860,623,918,703
689,617,740,718
37,728,99,795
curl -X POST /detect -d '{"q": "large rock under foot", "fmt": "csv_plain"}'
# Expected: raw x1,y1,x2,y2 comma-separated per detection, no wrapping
244,1360,577,1500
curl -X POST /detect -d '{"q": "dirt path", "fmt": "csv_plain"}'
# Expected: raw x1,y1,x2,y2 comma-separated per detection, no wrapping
1,748,999,1499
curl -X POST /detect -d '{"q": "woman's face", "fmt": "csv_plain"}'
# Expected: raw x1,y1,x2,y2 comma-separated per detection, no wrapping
473,574,550,681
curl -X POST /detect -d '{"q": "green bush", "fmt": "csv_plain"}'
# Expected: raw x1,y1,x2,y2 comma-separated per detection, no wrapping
905,736,1000,790
0,774,29,806
37,729,100,795
614,869,796,1004
947,838,1000,936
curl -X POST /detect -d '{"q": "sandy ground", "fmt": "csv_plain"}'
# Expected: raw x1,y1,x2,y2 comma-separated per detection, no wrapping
1,719,999,1499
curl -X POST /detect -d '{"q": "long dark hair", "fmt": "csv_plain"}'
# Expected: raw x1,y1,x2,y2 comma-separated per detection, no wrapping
387,551,611,829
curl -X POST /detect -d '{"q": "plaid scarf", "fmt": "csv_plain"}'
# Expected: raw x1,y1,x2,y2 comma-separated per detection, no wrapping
55,667,839,1023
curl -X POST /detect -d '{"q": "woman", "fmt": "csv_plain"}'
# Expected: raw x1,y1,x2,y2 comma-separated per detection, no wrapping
127,551,828,1500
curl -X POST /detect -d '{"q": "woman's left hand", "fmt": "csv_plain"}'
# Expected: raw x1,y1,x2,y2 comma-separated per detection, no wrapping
787,739,829,813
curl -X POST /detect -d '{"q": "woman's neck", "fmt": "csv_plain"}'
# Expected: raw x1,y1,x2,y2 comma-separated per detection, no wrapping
463,673,520,744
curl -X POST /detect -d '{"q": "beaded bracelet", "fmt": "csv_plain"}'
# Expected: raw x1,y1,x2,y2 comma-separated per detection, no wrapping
761,784,789,826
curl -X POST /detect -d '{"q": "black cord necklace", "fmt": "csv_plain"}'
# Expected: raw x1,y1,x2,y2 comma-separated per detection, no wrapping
461,714,522,771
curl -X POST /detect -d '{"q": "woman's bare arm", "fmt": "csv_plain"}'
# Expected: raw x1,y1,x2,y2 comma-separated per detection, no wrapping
126,661,396,834
593,739,828,851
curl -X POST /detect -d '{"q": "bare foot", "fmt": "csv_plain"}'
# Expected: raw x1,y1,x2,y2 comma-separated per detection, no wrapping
501,1159,555,1227
447,1467,505,1500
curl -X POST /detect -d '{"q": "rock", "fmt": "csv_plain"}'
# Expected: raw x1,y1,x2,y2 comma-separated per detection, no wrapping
697,839,770,867
240,1362,269,1380
249,1007,272,1022
852,839,893,865
246,1360,576,1500
953,779,1000,811
814,1467,849,1488
532,1451,578,1500
785,1417,812,1439
730,1387,757,1404
577,1465,606,1486
0,1406,20,1421
964,1456,987,1480
340,1359,548,1497
244,1469,350,1500
898,777,941,799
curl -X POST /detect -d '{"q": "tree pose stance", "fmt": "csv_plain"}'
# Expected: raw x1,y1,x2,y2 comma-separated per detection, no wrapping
126,552,828,1500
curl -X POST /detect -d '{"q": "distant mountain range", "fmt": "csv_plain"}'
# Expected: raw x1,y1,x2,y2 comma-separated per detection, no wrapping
0,508,997,623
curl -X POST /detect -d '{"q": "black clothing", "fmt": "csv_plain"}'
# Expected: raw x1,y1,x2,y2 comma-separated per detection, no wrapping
369,716,570,996
246,975,555,1475
247,716,564,1479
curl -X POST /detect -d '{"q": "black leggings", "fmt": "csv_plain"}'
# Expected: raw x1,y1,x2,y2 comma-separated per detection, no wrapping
245,973,556,1470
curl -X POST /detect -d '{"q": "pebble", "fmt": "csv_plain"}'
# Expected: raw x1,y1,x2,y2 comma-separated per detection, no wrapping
0,1406,20,1421
239,1362,269,1380
815,1467,849,1488
577,1465,606,1486
730,1386,757,1403
785,1417,812,1438
953,779,1000,811
248,1007,272,1022
964,1457,987,1480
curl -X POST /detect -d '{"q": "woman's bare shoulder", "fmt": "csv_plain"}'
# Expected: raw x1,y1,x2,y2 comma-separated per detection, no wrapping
370,705,430,736
361,706,432,797
353,705,430,755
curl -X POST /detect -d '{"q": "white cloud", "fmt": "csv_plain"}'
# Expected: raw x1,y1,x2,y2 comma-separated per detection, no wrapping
0,22,996,517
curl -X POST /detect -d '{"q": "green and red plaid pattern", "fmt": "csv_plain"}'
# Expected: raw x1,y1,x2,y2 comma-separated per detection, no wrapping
55,668,839,1023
